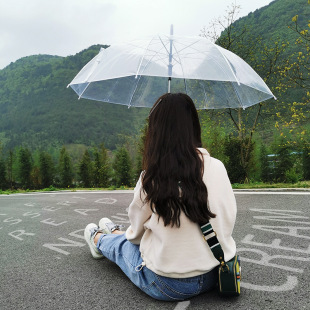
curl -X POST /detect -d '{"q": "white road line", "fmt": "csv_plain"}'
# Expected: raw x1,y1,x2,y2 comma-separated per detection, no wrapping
241,276,298,292
234,192,310,195
174,301,191,310
95,198,117,204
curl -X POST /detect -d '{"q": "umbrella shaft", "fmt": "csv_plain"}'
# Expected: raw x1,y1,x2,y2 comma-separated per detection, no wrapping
168,24,173,78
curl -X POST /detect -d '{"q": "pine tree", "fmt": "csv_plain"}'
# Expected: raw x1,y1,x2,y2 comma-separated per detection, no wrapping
18,147,32,189
0,159,6,189
92,145,110,187
7,150,14,189
39,151,54,188
58,147,73,188
113,146,132,187
100,144,110,187
79,150,93,187
93,149,102,187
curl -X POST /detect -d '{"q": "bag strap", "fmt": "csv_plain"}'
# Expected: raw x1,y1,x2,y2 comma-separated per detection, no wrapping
200,222,226,266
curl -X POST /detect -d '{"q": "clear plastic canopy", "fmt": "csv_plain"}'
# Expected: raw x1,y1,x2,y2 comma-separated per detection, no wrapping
68,35,276,109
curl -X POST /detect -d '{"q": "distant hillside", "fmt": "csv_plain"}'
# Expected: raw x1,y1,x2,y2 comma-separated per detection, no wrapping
233,0,309,53
206,0,309,120
0,45,148,152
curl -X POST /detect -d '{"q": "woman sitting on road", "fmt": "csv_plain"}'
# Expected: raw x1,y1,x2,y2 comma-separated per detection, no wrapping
84,93,237,301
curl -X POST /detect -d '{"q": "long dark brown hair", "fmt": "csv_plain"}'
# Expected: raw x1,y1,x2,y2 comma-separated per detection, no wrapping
142,93,216,227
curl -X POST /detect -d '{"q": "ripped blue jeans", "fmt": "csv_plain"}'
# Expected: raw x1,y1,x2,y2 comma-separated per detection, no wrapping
97,234,217,301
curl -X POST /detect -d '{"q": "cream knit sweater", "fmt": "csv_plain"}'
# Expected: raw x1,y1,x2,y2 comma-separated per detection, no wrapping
125,148,237,278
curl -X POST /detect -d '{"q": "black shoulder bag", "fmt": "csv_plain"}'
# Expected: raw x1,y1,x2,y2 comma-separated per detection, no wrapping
200,222,241,296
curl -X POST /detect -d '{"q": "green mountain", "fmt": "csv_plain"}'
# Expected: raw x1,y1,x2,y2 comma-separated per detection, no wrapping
0,45,148,152
233,0,309,53
229,0,310,108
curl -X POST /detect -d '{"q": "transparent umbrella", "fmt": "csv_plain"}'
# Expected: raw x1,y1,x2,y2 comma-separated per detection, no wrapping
68,28,276,109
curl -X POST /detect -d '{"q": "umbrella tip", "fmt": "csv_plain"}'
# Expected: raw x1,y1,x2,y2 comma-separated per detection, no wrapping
170,24,174,36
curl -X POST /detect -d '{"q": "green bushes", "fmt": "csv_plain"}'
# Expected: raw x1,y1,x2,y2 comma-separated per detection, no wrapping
201,126,309,185
259,144,273,183
302,146,310,180
223,136,255,183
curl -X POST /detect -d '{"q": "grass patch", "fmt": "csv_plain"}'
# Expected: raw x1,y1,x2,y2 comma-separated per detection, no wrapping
42,185,57,191
0,186,134,195
1,183,309,195
232,181,310,189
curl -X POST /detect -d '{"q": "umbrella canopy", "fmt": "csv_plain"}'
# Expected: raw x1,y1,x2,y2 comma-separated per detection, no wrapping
68,34,276,109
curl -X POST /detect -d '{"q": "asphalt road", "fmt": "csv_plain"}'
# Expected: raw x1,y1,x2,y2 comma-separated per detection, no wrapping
0,190,309,310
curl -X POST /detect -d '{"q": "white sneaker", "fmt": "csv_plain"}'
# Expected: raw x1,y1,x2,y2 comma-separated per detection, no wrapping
84,223,104,259
98,217,124,234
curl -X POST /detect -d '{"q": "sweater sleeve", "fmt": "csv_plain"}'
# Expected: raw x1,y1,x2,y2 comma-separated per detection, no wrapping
125,173,152,245
205,158,237,243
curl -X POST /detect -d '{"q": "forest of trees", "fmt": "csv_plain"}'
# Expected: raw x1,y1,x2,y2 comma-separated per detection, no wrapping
0,144,135,190
0,128,309,191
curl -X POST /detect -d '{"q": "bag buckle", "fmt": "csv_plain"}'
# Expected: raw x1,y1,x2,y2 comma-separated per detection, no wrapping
220,257,229,272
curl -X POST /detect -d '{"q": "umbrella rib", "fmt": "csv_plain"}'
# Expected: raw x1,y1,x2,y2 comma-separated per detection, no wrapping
231,82,245,109
134,39,155,77
198,81,208,106
78,82,91,99
183,78,188,94
137,48,171,77
104,79,120,102
158,36,170,57
214,45,240,85
135,40,173,77
130,37,183,71
128,42,168,58
127,75,143,108
82,50,104,83
172,38,202,55
171,40,186,80
157,36,182,66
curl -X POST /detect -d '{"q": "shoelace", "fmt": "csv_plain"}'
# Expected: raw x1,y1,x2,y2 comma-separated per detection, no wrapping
107,223,124,232
90,227,104,237
91,223,125,236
